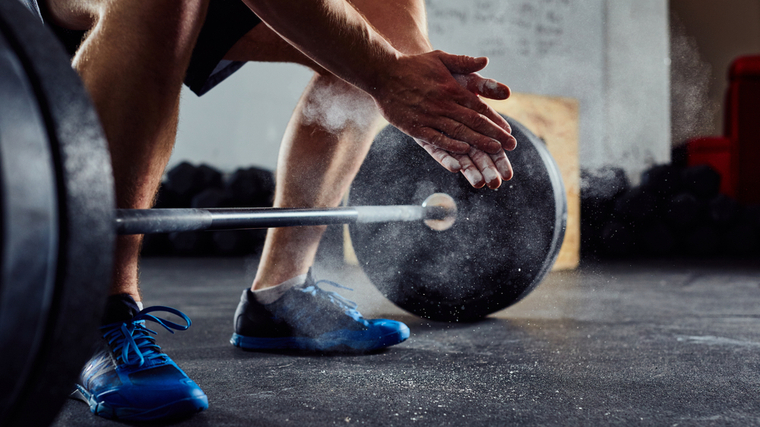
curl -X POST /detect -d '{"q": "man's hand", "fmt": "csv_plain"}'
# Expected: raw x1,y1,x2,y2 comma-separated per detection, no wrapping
437,71,515,189
370,51,516,189
371,51,516,155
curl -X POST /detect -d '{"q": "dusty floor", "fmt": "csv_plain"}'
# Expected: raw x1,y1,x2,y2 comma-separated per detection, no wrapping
52,257,760,426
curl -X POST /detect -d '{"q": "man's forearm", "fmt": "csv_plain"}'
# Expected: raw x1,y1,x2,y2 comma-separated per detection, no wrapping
243,0,400,94
243,0,518,172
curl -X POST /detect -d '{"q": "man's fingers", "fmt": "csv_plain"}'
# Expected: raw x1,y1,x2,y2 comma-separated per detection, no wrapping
468,148,502,189
437,52,489,75
436,116,503,154
454,154,486,188
489,150,513,181
442,105,517,152
484,106,515,146
449,74,515,149
415,139,462,173
453,73,511,100
415,136,511,189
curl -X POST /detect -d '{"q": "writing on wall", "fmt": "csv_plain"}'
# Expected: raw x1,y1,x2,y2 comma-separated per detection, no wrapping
426,0,575,59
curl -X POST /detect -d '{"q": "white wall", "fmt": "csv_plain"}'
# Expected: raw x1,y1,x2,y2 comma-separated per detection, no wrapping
172,0,671,183
173,63,312,172
604,1,671,177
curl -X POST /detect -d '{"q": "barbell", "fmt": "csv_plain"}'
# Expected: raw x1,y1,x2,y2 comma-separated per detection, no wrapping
0,2,566,426
114,192,458,235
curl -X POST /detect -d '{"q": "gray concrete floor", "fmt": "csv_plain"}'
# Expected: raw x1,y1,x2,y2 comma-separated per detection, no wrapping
52,257,760,426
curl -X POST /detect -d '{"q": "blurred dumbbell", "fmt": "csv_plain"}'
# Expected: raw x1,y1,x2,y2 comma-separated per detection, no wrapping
197,163,224,190
682,224,720,257
613,187,659,223
720,205,760,256
640,163,683,201
599,220,636,257
153,184,184,209
639,221,676,257
226,166,275,207
163,162,205,205
682,164,721,200
708,194,739,229
581,167,630,255
163,162,225,206
665,192,706,232
720,224,758,257
191,188,232,209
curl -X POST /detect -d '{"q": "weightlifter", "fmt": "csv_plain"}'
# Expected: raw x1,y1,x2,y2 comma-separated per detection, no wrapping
22,0,516,421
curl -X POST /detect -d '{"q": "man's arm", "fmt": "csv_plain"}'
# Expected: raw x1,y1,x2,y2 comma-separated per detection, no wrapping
242,0,517,160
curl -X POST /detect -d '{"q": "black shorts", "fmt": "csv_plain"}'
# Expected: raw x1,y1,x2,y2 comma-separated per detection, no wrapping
20,0,261,96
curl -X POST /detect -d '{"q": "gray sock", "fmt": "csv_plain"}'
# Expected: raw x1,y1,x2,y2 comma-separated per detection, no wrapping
253,273,308,305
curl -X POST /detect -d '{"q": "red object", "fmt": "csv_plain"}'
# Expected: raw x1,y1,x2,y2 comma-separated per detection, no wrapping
686,136,734,197
725,55,760,204
728,55,760,81
687,55,760,204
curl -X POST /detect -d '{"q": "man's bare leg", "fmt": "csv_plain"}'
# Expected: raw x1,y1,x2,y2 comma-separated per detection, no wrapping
252,74,385,288
224,0,432,290
46,0,209,301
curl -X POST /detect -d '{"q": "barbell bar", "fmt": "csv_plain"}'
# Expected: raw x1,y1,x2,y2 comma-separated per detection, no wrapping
114,193,458,235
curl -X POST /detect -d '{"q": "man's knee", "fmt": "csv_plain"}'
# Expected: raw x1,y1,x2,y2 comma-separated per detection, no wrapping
300,74,380,133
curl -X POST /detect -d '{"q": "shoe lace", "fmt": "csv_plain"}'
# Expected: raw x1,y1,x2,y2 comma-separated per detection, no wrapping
303,280,363,321
100,306,191,368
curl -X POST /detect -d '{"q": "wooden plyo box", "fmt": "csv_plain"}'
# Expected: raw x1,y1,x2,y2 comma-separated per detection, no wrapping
344,92,580,272
484,93,580,271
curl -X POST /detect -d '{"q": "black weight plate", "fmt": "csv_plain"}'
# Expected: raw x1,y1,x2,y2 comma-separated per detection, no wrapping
0,24,60,425
349,117,566,321
0,2,115,426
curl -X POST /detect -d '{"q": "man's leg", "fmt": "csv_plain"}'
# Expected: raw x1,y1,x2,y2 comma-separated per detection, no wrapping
225,0,429,352
251,74,385,288
224,0,432,290
47,0,208,302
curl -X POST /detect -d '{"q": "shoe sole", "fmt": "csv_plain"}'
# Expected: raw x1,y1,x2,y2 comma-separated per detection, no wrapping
74,385,209,421
230,327,410,352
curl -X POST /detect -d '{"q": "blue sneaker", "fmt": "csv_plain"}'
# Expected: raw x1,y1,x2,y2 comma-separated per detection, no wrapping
73,306,208,421
231,271,410,352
